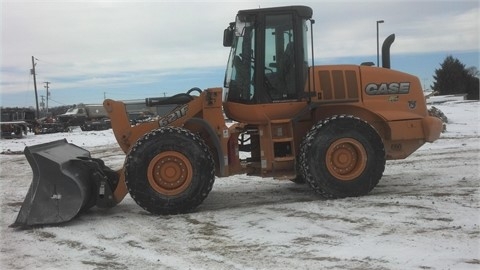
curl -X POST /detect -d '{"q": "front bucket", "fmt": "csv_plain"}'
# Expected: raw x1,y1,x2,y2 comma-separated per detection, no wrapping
12,139,97,227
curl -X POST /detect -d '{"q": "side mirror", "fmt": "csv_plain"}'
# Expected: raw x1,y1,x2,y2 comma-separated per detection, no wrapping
223,22,235,47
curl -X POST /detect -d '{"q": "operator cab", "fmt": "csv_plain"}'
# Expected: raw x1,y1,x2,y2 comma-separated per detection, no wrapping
223,6,313,104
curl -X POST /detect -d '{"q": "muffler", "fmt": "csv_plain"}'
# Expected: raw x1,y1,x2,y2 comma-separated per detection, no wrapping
11,139,119,227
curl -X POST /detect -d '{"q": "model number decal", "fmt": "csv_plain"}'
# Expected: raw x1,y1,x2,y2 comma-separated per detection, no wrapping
158,104,188,127
365,82,410,95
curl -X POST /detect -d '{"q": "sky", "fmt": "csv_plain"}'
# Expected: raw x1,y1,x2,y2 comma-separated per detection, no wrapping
1,0,479,108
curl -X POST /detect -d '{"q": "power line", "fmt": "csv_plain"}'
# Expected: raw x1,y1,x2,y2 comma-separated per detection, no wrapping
34,57,99,78
48,98,68,106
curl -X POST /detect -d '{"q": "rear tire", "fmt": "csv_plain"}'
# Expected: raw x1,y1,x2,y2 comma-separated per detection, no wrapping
125,127,215,214
300,115,385,198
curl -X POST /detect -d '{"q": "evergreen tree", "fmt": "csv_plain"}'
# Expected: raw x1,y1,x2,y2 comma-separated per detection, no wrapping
431,55,479,100
431,56,467,95
466,66,480,100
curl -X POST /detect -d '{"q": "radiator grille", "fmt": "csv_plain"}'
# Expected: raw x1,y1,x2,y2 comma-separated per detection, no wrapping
318,70,359,101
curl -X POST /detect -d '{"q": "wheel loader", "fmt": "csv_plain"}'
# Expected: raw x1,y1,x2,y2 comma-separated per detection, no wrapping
12,6,443,227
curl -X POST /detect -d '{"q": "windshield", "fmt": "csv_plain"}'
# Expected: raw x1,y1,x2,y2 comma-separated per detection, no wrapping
65,108,79,114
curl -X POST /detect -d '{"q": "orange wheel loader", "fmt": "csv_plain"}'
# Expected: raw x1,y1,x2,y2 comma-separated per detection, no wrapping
12,6,443,227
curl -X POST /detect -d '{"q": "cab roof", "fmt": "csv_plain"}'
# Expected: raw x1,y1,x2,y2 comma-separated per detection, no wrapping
237,5,313,19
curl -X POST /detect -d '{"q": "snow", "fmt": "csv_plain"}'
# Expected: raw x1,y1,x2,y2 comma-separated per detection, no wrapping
0,126,118,154
0,99,479,270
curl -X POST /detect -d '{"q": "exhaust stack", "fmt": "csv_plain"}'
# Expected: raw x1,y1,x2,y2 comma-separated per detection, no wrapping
382,34,395,69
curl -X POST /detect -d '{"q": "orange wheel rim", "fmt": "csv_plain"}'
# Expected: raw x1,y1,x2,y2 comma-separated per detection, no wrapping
147,151,193,196
326,138,367,181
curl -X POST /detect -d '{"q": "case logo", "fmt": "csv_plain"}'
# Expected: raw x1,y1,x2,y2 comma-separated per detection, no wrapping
365,82,410,95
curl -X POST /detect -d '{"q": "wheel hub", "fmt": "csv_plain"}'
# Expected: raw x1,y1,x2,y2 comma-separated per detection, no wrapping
147,151,192,195
326,138,367,181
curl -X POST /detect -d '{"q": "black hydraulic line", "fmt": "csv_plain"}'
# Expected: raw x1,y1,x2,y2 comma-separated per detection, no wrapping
309,19,316,101
145,87,203,107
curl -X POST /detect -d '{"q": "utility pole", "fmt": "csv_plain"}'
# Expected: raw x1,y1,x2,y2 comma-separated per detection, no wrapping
44,81,51,114
423,77,428,91
31,56,40,118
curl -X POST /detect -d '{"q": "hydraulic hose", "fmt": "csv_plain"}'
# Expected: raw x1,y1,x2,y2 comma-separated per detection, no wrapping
145,87,202,107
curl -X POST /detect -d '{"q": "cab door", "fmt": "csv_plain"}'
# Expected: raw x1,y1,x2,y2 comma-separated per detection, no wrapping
262,13,297,101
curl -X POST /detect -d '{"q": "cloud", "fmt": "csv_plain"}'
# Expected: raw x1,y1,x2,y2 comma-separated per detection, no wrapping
1,0,478,105
1,1,248,93
309,1,479,59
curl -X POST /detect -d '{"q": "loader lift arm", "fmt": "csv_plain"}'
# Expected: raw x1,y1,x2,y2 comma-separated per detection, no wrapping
105,87,224,154
107,87,239,176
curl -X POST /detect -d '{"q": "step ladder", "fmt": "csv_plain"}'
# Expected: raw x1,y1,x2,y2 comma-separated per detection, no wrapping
270,119,296,177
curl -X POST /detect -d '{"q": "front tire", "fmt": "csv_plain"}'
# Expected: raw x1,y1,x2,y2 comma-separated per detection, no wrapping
125,127,215,214
300,115,385,198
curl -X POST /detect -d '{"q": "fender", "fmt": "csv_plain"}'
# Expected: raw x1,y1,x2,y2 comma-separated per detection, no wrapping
184,117,226,176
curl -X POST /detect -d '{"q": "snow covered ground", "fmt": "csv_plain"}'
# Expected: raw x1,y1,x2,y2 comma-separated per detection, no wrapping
0,100,479,269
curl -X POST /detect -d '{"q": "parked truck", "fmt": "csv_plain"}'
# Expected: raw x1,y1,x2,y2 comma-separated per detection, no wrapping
57,104,111,131
0,108,35,138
